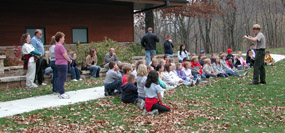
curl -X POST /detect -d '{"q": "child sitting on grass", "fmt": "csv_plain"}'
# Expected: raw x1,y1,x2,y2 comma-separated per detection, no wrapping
144,70,171,115
131,60,145,79
212,57,229,77
246,51,255,67
164,55,170,64
191,56,206,79
265,51,275,65
104,61,122,96
203,58,218,78
235,51,249,70
162,64,184,87
121,74,138,104
220,54,247,77
150,59,158,70
178,63,198,86
122,65,132,84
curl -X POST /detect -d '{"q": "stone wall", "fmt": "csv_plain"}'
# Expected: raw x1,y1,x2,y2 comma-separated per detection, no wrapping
0,44,77,66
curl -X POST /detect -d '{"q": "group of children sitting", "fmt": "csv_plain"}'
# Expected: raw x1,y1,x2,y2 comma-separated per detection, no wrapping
102,48,266,115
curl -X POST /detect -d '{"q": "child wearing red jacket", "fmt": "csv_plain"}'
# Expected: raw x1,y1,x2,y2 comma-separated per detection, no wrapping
190,56,206,79
122,65,132,84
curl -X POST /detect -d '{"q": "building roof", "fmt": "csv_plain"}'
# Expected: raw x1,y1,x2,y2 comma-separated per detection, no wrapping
113,0,188,12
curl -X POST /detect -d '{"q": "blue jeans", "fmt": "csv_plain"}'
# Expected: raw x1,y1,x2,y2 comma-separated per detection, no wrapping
145,50,156,66
204,74,217,78
166,54,173,58
183,80,192,86
225,69,241,76
201,74,206,79
193,74,200,80
236,66,244,71
56,65,68,95
104,79,122,94
88,66,101,78
217,73,229,77
50,61,57,93
71,66,81,80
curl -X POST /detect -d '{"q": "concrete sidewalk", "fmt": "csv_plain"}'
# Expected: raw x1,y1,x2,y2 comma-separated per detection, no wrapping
0,86,105,118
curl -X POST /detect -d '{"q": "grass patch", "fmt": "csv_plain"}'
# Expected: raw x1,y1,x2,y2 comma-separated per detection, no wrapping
0,60,284,132
0,78,104,102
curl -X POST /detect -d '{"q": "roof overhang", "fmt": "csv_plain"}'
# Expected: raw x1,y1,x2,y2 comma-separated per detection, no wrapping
112,0,188,13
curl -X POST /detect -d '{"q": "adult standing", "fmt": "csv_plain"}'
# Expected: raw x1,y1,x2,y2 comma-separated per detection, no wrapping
163,35,174,58
21,33,41,89
30,29,46,86
86,49,101,78
103,48,120,69
244,24,266,85
141,27,159,65
54,32,72,99
49,36,58,94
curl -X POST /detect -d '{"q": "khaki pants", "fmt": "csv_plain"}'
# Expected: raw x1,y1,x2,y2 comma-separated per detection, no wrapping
253,49,266,83
26,62,36,88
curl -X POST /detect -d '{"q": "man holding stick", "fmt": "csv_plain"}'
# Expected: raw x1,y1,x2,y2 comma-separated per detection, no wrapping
244,24,266,85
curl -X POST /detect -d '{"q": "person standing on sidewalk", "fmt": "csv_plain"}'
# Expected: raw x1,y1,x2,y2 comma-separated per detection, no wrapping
141,27,159,65
54,32,72,99
244,24,266,85
49,36,58,94
31,29,46,86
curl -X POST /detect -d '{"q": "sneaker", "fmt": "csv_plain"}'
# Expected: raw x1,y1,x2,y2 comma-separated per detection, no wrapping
32,83,38,88
104,92,109,96
72,79,78,82
52,92,58,95
147,109,159,115
166,85,175,90
78,78,83,81
243,72,248,76
58,93,70,99
190,80,195,86
41,83,47,86
142,109,148,115
195,79,199,85
137,99,145,109
200,80,208,84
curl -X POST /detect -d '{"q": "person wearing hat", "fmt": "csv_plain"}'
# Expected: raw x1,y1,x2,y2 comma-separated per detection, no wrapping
244,24,266,85
198,50,205,60
226,48,234,63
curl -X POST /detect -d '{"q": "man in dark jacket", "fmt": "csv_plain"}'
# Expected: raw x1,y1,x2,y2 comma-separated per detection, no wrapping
121,74,138,103
163,35,174,58
141,27,159,65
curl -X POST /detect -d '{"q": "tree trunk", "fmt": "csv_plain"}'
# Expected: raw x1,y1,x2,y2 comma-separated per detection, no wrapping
145,10,154,33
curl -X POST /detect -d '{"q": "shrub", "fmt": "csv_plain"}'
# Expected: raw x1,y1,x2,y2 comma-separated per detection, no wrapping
4,46,23,66
76,38,145,67
75,38,179,67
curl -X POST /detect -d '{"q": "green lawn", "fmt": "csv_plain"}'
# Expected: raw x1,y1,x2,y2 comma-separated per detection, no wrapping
266,47,285,55
1,60,284,132
0,78,104,102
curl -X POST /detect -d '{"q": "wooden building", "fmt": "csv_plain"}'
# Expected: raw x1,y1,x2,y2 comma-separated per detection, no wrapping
0,0,187,46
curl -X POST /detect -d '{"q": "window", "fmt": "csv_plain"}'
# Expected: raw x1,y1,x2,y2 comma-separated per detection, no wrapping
26,28,45,44
72,28,88,43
